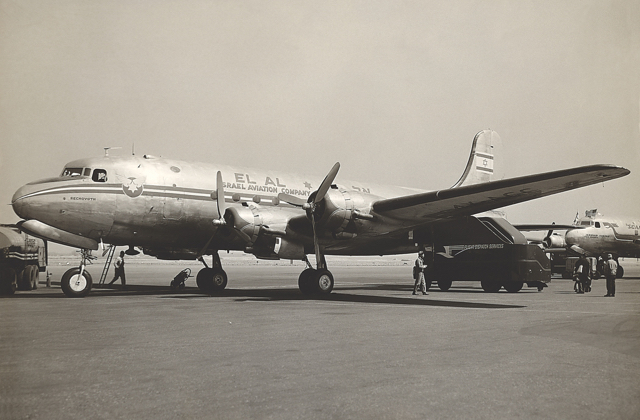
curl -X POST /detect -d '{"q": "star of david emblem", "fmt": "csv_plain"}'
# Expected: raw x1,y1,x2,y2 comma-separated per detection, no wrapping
123,177,144,198
482,159,488,167
304,181,312,189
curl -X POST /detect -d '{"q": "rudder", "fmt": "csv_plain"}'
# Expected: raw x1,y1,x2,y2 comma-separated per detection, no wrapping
451,130,502,188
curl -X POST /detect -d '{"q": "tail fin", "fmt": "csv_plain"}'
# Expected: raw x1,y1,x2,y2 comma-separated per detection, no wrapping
451,130,502,188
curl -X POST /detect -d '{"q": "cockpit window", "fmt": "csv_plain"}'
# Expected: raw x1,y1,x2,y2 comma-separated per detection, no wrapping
61,167,84,177
83,168,91,176
92,169,108,182
580,221,593,227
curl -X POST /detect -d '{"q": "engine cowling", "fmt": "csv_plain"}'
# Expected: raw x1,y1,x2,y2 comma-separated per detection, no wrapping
224,206,263,245
543,234,566,249
308,188,367,235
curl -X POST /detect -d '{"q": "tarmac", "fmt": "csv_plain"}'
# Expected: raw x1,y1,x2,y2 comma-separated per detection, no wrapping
1,257,639,420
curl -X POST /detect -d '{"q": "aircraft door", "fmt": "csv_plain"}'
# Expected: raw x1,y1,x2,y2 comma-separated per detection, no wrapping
162,195,184,220
162,180,184,220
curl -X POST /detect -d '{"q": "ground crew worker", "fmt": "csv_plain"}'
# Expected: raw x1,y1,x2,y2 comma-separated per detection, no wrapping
109,251,126,289
413,251,428,295
573,254,591,293
603,254,617,297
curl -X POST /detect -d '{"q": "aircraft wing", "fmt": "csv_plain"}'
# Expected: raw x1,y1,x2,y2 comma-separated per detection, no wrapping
513,224,582,231
371,165,629,225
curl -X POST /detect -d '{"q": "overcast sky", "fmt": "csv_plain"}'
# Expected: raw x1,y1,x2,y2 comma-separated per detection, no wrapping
1,0,639,231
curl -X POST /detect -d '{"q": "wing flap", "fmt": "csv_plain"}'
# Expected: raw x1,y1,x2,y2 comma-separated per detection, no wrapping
372,165,629,223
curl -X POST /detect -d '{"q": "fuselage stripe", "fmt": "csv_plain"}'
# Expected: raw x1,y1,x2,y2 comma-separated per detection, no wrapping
13,183,291,206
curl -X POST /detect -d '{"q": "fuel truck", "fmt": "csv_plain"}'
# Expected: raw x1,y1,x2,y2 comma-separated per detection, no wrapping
0,224,47,295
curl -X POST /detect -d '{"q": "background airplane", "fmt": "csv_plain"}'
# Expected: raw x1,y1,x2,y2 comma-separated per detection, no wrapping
10,130,629,297
515,209,640,278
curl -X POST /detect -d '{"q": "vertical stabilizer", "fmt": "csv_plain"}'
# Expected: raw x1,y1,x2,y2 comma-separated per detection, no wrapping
451,130,502,188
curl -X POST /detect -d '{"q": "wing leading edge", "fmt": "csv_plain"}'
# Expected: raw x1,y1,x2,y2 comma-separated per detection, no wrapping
372,165,629,225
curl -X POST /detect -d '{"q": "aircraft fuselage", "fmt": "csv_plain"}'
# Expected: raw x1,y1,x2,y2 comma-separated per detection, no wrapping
566,216,640,258
12,155,424,258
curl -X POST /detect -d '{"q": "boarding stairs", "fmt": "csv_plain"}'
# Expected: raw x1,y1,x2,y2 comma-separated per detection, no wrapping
99,245,116,285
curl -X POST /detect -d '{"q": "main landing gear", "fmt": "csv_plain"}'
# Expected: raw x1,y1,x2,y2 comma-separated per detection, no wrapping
298,255,334,295
61,249,95,298
195,253,228,293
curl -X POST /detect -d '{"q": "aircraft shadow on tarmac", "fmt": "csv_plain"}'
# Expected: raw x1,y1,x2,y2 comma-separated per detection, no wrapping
5,282,525,309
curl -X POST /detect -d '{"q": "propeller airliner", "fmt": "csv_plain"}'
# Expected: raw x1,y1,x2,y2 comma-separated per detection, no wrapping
10,130,630,297
516,209,640,278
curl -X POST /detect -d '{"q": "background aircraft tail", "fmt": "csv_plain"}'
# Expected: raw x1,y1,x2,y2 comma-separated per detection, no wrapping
451,130,503,188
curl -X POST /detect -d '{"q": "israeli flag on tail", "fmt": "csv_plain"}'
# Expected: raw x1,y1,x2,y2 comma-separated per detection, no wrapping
451,130,502,188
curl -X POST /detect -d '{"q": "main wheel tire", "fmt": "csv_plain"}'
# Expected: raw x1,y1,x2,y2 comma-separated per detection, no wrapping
504,282,523,293
481,280,501,293
298,268,316,295
196,267,228,293
211,268,228,292
0,266,17,295
437,279,452,291
196,268,213,292
61,268,93,298
616,266,624,278
312,269,334,294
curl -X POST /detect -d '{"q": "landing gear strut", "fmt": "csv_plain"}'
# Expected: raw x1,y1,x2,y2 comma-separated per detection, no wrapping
196,253,228,293
61,249,95,298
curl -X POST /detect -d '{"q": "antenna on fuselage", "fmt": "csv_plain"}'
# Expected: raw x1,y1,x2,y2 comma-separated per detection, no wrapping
132,142,135,156
104,147,122,157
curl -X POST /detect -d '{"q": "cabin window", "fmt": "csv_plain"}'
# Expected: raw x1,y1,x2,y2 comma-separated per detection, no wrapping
83,168,91,176
61,167,83,177
92,169,108,182
595,222,601,228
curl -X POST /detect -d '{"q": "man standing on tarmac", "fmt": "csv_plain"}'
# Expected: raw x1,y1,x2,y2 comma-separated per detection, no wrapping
603,254,618,297
574,254,591,293
413,251,428,295
109,251,126,289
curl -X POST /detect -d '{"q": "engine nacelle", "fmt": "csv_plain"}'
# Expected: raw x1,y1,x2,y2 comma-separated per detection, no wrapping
543,234,566,249
224,206,262,245
310,188,376,236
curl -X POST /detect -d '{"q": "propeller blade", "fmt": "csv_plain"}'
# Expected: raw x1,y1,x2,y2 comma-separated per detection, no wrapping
277,193,307,207
216,171,226,218
314,162,340,204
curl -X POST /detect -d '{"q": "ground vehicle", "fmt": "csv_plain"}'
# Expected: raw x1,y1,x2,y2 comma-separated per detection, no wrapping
425,243,550,292
0,225,47,295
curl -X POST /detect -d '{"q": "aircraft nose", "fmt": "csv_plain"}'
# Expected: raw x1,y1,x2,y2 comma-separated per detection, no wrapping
12,184,35,219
